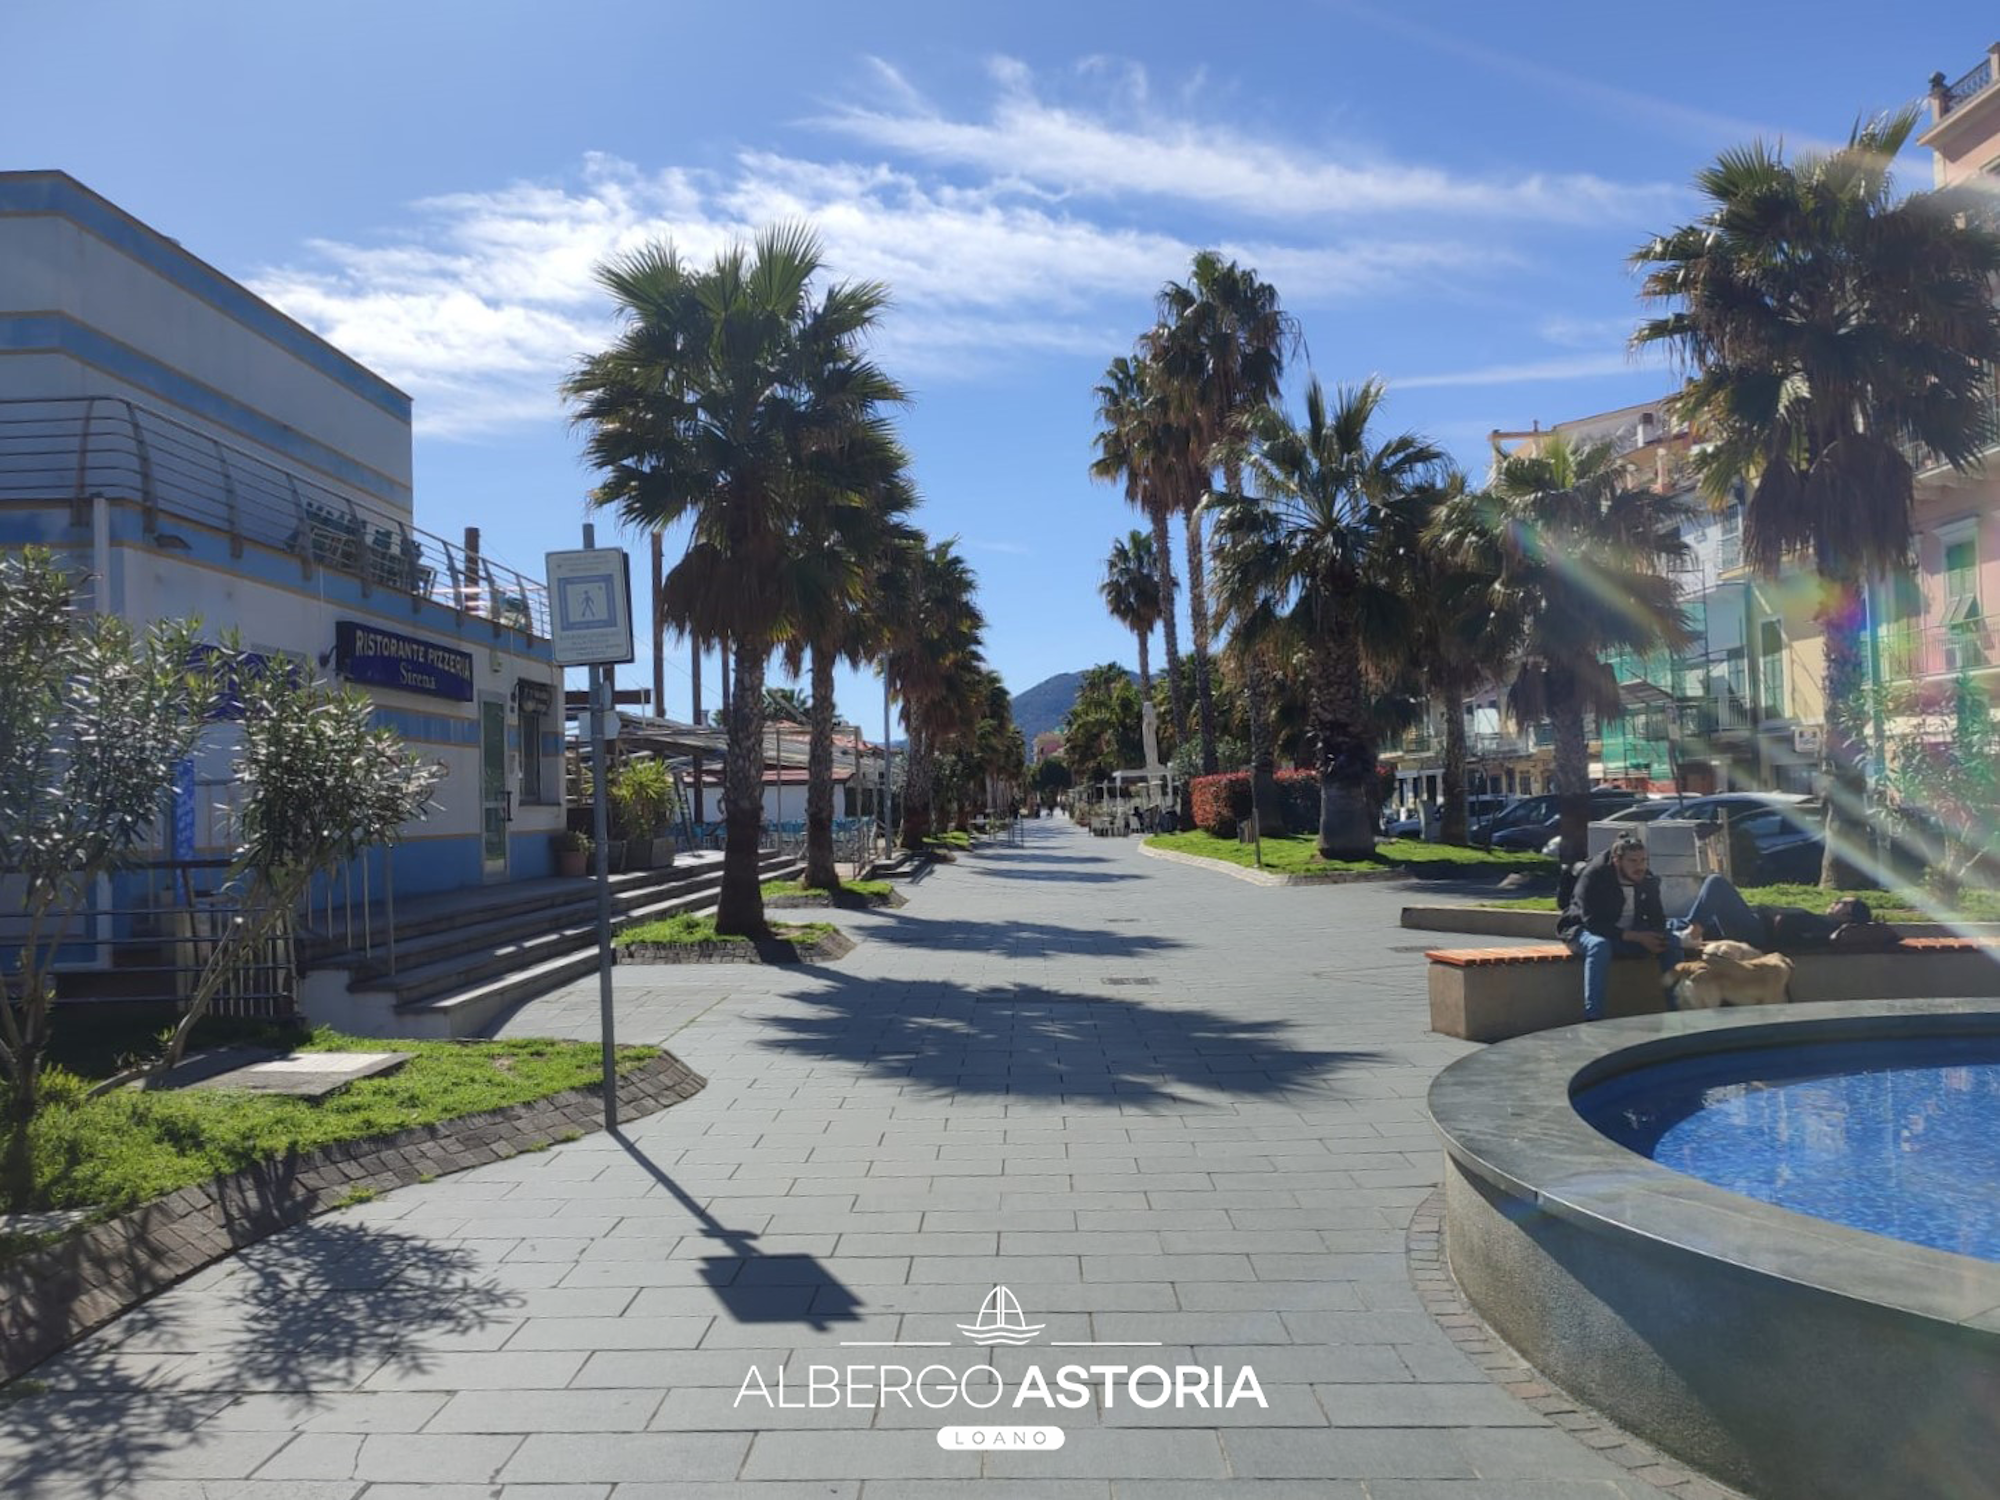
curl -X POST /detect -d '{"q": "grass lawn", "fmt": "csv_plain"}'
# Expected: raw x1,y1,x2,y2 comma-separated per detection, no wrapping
616,912,837,946
761,878,893,903
926,830,973,850
11,1027,657,1217
1480,882,2000,923
1146,830,1557,879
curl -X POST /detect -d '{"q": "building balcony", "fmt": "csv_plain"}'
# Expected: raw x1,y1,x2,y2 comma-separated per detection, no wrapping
1878,621,1997,683
1922,45,2000,169
0,396,550,638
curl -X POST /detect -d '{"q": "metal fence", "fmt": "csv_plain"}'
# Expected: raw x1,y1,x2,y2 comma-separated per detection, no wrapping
0,396,550,637
0,861,298,1021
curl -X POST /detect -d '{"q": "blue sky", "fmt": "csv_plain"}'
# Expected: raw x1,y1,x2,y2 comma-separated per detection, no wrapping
4,1,1988,723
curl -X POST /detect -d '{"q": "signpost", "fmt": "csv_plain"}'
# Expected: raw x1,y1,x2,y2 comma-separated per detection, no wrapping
546,531,636,1128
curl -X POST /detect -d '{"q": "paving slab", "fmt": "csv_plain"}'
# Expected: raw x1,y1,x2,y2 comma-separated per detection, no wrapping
0,820,1703,1495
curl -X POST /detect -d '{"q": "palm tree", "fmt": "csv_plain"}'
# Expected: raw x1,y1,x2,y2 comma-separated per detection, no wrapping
1631,107,2000,884
1099,530,1163,700
881,536,986,848
776,427,916,889
565,223,897,936
1149,252,1301,776
1434,435,1694,866
1395,473,1518,846
1091,353,1191,757
1206,377,1443,859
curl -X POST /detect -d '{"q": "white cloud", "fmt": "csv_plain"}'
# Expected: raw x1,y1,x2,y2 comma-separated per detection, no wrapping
816,54,1674,225
243,58,1659,439
1394,353,1662,390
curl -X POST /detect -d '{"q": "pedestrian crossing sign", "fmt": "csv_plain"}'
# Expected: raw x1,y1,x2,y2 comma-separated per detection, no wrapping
545,547,635,665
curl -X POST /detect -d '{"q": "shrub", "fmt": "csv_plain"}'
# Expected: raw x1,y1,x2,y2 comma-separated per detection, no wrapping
1191,770,1321,837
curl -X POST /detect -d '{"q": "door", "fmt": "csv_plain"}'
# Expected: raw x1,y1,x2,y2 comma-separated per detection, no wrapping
480,696,509,881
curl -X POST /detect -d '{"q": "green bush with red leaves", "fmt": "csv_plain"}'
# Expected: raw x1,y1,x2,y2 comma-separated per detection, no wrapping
1190,770,1321,837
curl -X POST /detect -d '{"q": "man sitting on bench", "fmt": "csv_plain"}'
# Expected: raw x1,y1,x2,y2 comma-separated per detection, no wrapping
1557,832,1685,1020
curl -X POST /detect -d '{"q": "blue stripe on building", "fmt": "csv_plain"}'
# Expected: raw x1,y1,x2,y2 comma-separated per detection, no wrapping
0,175,412,422
0,314,411,505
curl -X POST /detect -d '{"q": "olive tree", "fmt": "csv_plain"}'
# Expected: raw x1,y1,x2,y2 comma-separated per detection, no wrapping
1,549,216,1139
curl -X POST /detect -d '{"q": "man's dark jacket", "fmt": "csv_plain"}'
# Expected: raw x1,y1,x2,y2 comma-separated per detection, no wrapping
1557,848,1666,944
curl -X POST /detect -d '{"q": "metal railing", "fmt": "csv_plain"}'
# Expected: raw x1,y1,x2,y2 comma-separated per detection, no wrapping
0,396,550,637
1939,53,1999,114
0,862,298,1020
1879,621,1997,681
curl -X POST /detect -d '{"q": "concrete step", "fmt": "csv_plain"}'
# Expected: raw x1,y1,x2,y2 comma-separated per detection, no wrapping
302,855,731,967
302,852,804,1039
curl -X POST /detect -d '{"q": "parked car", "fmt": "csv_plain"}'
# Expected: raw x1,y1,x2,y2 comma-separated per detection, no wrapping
1561,792,1821,884
1384,794,1514,843
1473,793,1559,847
1490,790,1640,851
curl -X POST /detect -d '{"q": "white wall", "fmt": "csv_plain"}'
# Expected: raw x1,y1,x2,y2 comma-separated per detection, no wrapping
0,177,413,513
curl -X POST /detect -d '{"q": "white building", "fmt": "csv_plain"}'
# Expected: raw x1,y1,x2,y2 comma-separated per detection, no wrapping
0,171,564,922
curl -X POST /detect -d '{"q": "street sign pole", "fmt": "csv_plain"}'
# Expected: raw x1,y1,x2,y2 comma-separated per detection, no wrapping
550,525,637,1131
591,654,617,1129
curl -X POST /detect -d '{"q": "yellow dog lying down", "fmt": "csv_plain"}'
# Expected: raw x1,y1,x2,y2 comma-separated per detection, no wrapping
1665,939,1795,1009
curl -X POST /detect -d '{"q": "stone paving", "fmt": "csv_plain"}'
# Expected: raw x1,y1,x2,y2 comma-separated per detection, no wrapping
0,819,1672,1498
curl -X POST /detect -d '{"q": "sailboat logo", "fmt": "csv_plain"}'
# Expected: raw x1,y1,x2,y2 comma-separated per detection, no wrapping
956,1285,1046,1346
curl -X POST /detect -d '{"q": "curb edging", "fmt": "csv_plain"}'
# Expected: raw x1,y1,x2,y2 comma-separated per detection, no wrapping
0,1051,706,1384
1137,842,1408,887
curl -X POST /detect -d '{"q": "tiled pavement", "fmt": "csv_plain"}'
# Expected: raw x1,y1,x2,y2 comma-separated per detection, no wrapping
0,819,1674,1498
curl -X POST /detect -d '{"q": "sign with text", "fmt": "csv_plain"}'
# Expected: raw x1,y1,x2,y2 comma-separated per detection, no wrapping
545,547,635,666
334,621,475,702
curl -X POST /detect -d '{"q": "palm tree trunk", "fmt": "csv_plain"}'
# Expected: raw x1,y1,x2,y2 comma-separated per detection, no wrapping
1311,602,1377,860
1184,506,1219,775
716,637,768,937
1552,702,1591,868
1135,629,1151,703
1244,655,1284,831
1149,505,1187,755
899,727,935,849
803,645,839,890
1818,577,1869,888
1439,680,1469,846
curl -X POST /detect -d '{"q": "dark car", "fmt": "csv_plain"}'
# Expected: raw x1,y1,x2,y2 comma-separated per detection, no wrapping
1472,793,1558,846
1489,790,1640,851
1666,793,1823,884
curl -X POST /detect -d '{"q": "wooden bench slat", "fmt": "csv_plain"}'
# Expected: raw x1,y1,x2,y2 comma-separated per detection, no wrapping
1428,936,1997,968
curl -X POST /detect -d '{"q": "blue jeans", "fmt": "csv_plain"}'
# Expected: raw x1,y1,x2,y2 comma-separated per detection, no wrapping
1569,929,1684,1020
1670,875,1761,946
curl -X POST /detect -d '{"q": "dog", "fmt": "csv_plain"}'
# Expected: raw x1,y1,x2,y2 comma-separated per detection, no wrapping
1692,939,1766,964
1665,949,1795,1009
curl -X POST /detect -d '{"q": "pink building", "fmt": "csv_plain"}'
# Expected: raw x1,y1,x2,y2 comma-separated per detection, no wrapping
1877,49,2000,688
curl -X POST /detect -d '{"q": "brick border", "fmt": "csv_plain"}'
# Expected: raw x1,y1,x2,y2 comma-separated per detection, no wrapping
616,928,855,965
0,1051,706,1384
1406,1188,1747,1500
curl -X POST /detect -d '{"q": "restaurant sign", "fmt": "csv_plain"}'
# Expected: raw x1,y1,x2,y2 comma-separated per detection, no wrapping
335,621,474,702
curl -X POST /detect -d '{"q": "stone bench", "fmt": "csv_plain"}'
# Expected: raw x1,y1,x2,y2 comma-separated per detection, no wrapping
1427,937,2000,1043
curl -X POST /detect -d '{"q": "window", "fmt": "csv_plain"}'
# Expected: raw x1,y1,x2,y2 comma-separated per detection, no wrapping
1945,537,1980,622
1758,619,1786,718
521,708,545,804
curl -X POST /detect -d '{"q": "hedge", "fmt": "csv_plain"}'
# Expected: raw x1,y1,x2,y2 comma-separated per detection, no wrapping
1190,770,1321,837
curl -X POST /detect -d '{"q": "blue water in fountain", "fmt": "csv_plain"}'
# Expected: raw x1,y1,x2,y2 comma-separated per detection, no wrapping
1576,1036,2000,1262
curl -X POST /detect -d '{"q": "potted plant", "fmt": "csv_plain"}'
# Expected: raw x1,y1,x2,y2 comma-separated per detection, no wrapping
553,828,592,878
609,758,678,870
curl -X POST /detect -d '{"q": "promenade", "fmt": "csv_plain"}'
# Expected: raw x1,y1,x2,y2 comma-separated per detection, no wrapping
0,820,1674,1498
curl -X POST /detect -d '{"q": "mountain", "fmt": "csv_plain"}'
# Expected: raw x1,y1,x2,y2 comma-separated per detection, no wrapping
1011,668,1135,746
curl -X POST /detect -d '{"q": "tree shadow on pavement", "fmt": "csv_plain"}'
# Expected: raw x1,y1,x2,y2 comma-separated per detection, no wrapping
858,912,1184,957
0,1219,514,1497
755,970,1377,1104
